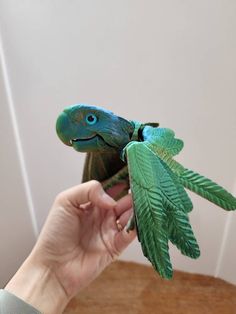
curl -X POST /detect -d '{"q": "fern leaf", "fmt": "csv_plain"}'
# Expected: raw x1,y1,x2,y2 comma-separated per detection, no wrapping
160,160,193,213
126,142,173,279
179,169,236,211
165,200,200,258
143,127,184,157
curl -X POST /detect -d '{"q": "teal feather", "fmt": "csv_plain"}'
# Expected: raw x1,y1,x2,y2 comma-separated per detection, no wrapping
160,160,193,213
126,142,200,278
179,169,236,211
126,142,173,279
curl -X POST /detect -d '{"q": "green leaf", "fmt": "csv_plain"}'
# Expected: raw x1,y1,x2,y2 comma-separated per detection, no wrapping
147,140,236,211
165,201,200,258
179,169,236,211
126,142,173,279
160,160,193,213
143,127,184,158
150,157,199,258
126,141,201,277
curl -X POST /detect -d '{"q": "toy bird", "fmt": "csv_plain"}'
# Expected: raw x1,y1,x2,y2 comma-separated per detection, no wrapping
56,104,236,279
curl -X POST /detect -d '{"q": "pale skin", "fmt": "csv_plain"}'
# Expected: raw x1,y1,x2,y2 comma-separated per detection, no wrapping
5,180,135,314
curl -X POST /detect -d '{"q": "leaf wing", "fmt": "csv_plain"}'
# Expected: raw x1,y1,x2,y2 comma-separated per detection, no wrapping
126,142,200,273
142,127,184,157
179,169,236,211
147,142,236,212
160,160,193,213
155,160,200,259
126,142,173,279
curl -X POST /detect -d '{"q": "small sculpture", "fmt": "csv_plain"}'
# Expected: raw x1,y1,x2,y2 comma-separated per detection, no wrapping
56,104,236,279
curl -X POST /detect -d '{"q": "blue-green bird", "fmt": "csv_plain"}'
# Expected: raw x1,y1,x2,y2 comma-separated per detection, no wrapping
56,104,236,279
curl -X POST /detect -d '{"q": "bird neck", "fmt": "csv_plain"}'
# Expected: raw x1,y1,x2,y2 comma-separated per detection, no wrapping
130,121,143,142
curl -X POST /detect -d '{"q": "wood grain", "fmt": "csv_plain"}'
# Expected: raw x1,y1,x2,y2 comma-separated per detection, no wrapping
64,261,236,314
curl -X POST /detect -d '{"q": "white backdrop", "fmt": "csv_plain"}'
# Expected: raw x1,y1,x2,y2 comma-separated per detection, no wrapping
0,1,236,286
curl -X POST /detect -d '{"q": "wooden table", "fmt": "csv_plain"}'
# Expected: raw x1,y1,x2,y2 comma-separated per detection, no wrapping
64,261,236,314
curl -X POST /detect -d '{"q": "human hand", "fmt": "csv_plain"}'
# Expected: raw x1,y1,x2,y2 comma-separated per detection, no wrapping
33,180,135,293
5,181,135,314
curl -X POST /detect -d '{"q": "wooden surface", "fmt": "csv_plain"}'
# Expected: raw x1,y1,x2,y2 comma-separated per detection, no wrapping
64,261,236,314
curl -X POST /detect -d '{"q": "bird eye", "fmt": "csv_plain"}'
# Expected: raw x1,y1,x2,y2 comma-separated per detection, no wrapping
85,113,98,125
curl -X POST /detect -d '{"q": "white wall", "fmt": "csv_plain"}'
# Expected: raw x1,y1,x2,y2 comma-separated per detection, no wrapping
0,53,36,287
0,1,235,285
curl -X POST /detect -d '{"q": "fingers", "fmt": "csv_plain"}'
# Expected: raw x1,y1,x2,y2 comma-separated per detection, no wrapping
114,205,136,255
56,180,117,209
114,224,136,254
116,208,133,229
114,194,133,217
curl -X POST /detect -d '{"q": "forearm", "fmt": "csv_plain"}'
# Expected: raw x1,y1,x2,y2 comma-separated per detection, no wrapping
4,253,69,314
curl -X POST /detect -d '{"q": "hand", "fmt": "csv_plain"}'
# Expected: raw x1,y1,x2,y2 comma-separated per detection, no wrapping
33,180,135,293
5,181,135,314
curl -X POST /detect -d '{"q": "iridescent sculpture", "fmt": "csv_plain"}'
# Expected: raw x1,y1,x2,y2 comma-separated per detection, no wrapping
56,104,236,279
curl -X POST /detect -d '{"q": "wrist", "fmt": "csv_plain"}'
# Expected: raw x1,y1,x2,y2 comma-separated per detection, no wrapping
5,253,70,314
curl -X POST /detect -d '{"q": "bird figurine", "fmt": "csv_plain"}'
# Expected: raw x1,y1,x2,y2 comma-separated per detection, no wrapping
56,104,236,279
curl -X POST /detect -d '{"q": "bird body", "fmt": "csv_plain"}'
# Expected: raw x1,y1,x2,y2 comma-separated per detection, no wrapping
56,104,236,279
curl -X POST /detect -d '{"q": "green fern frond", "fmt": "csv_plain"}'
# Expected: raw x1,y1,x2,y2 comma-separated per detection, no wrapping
165,200,200,258
160,160,193,213
180,169,236,211
126,142,173,279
